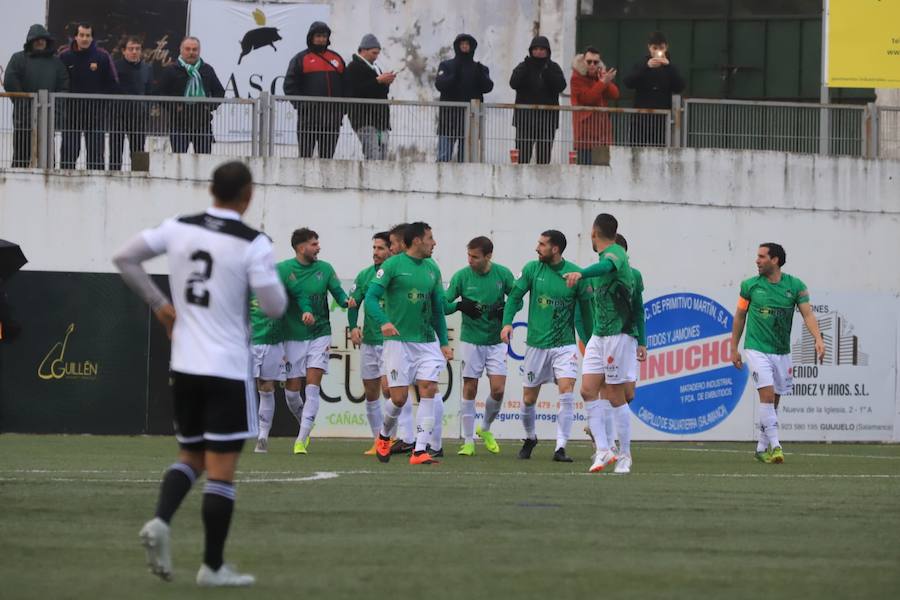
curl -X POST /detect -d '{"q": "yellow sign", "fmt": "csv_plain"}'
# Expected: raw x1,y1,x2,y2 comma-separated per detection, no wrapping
826,0,900,88
38,323,100,380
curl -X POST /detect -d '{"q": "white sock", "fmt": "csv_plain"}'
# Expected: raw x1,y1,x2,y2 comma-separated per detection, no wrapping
284,389,304,425
365,399,383,437
460,399,476,443
297,384,320,442
756,417,769,452
431,393,444,450
397,398,415,443
613,404,632,457
522,402,537,439
555,392,575,451
483,396,502,432
257,390,275,439
587,400,609,451
599,399,616,447
380,401,403,438
760,403,780,449
415,397,435,452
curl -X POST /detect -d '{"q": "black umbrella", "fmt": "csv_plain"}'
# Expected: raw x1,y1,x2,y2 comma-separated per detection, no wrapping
0,239,28,281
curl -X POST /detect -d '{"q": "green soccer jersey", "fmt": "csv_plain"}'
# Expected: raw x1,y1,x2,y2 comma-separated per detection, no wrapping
587,244,636,337
277,258,348,341
445,263,515,345
249,294,284,345
367,252,448,344
631,267,646,346
503,259,592,349
740,273,809,355
348,264,384,345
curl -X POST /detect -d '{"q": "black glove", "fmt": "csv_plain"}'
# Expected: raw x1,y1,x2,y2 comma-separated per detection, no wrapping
457,297,482,319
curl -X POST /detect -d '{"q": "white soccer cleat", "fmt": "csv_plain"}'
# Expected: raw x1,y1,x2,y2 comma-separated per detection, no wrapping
196,564,256,587
614,455,632,474
589,449,617,473
254,437,268,453
139,517,173,581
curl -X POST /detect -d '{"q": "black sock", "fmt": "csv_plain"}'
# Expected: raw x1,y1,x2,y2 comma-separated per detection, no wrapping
154,463,197,524
202,480,236,571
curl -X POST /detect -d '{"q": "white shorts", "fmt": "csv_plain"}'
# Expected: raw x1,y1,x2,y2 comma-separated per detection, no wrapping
284,336,331,378
251,343,286,381
582,334,638,384
383,340,445,387
745,349,793,396
460,342,508,379
521,344,579,388
360,343,385,381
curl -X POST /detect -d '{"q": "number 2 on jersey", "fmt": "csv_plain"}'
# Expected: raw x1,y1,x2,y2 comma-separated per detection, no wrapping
186,250,213,307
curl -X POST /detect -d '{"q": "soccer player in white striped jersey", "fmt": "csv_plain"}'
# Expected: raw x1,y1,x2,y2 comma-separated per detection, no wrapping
114,161,286,587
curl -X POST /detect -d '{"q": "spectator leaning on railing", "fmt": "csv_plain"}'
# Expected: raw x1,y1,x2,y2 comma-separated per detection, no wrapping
154,36,225,155
284,21,347,159
110,36,152,170
434,33,493,163
2,24,68,168
623,31,684,147
345,34,395,160
570,47,619,165
510,36,566,165
57,22,119,170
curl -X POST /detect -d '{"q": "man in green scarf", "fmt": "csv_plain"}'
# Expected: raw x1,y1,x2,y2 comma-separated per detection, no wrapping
155,37,225,154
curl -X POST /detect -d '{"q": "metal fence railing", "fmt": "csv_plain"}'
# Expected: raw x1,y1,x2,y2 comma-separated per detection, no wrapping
0,92,38,168
683,98,868,157
481,103,672,165
876,107,900,161
1,92,898,170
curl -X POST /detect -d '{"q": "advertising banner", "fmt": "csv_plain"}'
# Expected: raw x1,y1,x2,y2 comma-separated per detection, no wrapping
826,0,900,88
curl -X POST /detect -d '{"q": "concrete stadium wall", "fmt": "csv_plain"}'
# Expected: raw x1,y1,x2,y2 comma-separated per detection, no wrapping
1,147,898,442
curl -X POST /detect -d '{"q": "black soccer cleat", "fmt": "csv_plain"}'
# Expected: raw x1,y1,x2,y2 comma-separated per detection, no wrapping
518,438,538,459
552,447,574,463
390,440,415,455
426,445,444,458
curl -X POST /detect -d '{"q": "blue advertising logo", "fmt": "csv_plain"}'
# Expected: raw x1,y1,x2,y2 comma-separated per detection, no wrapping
631,293,748,434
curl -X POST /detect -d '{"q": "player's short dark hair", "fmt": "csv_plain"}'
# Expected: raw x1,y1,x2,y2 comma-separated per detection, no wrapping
122,35,143,49
582,46,601,57
291,227,318,248
540,229,567,254
373,231,391,245
467,236,493,256
389,223,408,239
593,213,618,239
760,242,786,266
404,222,431,247
211,161,252,203
615,233,628,251
74,22,93,35
648,31,667,46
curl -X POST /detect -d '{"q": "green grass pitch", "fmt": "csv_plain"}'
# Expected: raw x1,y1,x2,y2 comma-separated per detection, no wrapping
1,435,899,599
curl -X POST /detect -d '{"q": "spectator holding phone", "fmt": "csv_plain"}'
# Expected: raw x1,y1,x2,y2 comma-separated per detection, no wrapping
623,31,684,146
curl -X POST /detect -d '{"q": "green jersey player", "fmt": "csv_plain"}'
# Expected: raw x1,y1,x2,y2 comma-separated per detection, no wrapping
366,222,453,465
444,236,515,456
731,243,824,464
500,230,592,463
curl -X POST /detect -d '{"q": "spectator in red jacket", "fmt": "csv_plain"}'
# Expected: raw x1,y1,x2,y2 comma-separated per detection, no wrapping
284,22,346,159
570,47,619,165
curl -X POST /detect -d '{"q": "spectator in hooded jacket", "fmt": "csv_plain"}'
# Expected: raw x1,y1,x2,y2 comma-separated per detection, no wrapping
57,23,119,169
345,34,395,160
155,37,225,154
284,22,347,159
623,31,684,146
434,33,493,163
3,24,68,167
110,36,152,170
570,47,619,165
509,36,566,164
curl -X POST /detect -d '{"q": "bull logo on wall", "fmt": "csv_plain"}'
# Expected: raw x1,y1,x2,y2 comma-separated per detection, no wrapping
238,8,281,64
